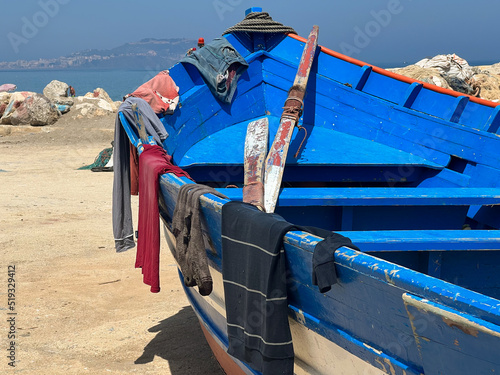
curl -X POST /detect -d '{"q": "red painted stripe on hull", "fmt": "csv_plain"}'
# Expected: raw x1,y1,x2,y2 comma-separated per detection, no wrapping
198,320,248,375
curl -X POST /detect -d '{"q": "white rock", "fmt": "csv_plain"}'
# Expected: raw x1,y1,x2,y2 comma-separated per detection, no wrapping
71,96,115,119
43,80,69,101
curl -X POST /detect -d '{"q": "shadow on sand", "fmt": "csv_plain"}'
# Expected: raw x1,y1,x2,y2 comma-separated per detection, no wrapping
135,306,223,374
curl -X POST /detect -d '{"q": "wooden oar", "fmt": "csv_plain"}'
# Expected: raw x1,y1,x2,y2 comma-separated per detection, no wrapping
263,25,319,213
243,117,268,210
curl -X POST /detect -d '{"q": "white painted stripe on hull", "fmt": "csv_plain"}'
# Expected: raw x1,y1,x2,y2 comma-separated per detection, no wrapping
290,319,386,375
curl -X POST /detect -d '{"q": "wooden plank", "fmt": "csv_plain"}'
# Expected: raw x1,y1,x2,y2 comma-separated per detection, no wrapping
288,306,419,375
342,230,500,252
283,246,425,369
260,62,452,166
261,55,500,169
331,247,500,324
283,240,500,369
219,187,500,207
361,70,410,104
264,25,319,213
168,84,267,164
242,117,268,209
403,293,500,375
340,206,354,231
456,99,494,130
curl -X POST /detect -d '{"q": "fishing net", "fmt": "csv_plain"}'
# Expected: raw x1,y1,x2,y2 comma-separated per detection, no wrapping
78,142,113,171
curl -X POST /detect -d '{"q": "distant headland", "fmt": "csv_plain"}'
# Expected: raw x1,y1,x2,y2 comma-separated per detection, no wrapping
0,38,197,71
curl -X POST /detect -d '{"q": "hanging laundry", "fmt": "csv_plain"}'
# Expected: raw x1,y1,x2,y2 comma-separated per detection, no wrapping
135,144,192,293
128,70,180,115
180,38,248,104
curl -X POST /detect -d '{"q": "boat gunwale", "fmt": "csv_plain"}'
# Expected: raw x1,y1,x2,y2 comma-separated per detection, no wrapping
160,173,500,313
287,34,500,109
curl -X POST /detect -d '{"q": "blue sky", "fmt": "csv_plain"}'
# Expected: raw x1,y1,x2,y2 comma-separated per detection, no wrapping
1,0,499,67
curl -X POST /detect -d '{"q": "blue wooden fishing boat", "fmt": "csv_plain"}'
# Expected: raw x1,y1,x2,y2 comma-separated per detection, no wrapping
117,8,500,375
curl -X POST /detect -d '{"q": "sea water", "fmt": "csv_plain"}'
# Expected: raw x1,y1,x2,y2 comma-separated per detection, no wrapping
0,69,162,101
1,59,498,102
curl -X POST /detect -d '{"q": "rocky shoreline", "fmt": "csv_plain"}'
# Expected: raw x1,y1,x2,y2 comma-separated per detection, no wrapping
0,79,122,127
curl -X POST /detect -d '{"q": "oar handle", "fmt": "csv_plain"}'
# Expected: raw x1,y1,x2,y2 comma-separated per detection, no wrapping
282,25,319,123
293,25,319,92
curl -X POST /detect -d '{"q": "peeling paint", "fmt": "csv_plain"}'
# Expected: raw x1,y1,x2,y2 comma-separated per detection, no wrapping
295,309,306,325
374,358,387,373
383,357,397,375
362,342,383,355
444,317,479,337
369,263,380,272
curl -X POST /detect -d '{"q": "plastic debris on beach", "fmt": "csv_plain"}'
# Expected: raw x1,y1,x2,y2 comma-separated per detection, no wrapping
0,84,16,93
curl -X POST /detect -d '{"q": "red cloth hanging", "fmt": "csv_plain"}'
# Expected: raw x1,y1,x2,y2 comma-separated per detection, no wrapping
135,144,192,293
129,70,179,115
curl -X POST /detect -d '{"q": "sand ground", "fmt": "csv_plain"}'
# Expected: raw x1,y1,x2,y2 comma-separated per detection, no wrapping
0,113,224,374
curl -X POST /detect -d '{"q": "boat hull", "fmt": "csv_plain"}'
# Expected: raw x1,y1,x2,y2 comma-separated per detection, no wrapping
169,229,387,375
156,167,500,374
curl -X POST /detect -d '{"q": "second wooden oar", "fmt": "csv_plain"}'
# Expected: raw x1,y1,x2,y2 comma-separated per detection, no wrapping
243,117,268,210
263,25,319,213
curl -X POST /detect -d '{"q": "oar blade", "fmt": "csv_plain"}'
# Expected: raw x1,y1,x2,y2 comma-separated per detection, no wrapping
243,117,269,210
263,118,295,213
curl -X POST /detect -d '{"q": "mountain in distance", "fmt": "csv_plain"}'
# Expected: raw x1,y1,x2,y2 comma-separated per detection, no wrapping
0,38,197,70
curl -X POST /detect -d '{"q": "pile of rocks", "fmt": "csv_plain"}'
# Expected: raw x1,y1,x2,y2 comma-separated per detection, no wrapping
0,80,122,126
389,54,500,102
1,91,59,126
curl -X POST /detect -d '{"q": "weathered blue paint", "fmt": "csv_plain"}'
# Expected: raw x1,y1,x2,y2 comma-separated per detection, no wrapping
401,82,423,108
403,293,500,375
118,22,500,375
218,187,500,206
483,105,500,133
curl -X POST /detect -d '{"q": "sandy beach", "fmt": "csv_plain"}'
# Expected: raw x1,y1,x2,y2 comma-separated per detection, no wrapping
0,113,223,374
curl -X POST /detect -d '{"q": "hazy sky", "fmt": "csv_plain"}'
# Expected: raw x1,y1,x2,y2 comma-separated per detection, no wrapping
1,0,499,67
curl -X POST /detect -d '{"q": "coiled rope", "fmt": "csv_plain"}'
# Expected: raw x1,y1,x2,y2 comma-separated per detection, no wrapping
222,12,297,35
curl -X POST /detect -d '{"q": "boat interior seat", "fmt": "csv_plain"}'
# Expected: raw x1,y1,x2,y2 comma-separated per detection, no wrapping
219,187,500,207
341,229,500,252
219,187,500,231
